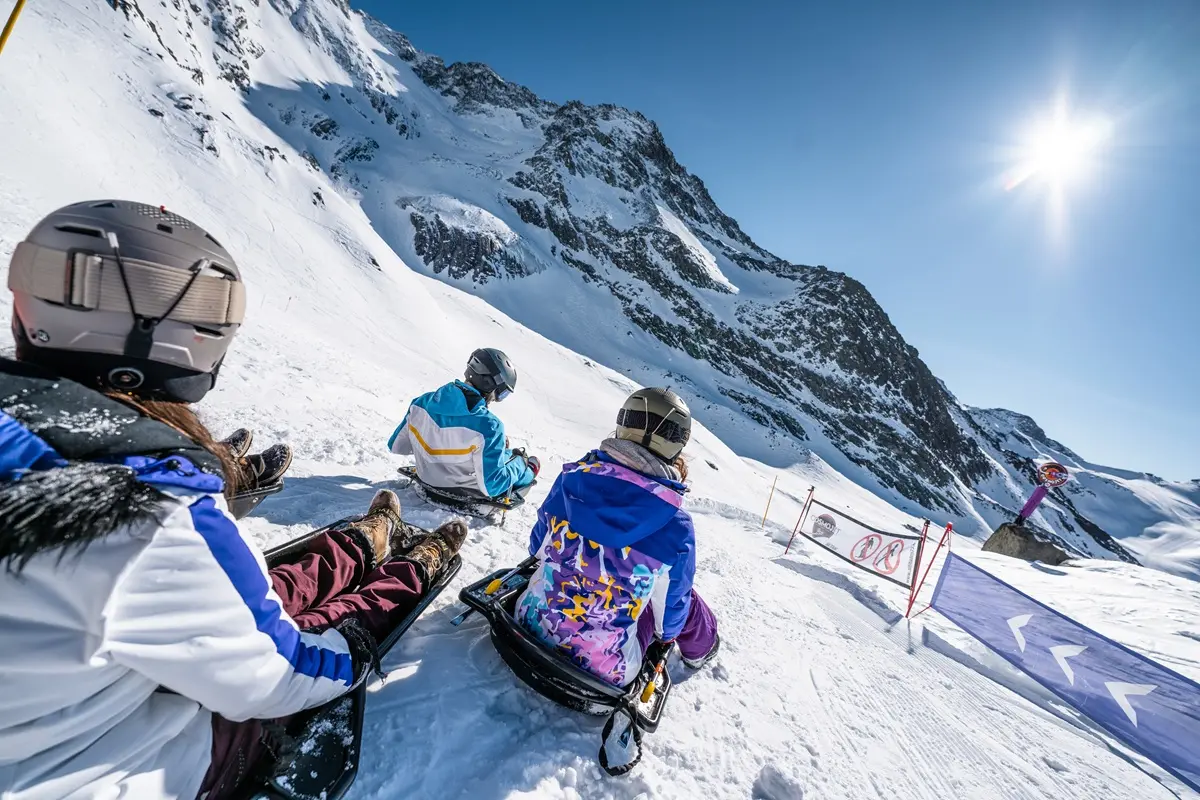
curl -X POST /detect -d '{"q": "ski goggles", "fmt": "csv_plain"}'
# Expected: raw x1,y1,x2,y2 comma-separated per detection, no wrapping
496,387,513,402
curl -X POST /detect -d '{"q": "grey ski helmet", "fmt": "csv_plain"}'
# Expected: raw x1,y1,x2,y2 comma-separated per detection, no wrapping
464,347,517,401
7,200,246,402
615,387,692,462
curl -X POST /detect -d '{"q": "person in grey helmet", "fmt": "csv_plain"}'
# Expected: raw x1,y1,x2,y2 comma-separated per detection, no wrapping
0,200,466,800
516,387,719,687
388,347,540,499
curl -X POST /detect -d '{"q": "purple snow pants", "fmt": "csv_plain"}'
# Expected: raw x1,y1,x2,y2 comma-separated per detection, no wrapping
635,590,718,662
198,529,425,800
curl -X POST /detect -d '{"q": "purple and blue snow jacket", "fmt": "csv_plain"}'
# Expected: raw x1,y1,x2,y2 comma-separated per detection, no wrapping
515,449,696,686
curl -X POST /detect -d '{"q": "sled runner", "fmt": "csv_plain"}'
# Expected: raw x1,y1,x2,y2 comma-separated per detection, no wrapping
395,465,532,524
227,480,285,520
458,562,673,776
238,517,462,800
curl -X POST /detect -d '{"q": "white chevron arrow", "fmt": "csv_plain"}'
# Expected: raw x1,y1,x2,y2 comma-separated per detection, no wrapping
1049,645,1088,685
1105,682,1157,727
1007,614,1033,652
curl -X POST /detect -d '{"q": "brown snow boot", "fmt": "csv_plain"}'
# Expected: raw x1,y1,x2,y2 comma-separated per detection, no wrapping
351,489,404,568
397,519,468,582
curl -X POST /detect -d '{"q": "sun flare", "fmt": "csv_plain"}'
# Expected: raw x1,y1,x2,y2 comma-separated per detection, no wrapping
1006,105,1112,192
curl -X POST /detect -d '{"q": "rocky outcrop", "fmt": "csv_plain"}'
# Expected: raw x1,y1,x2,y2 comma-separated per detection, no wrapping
983,523,1073,566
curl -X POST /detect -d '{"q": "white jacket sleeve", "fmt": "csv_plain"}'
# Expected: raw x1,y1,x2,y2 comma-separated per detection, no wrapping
101,495,356,721
388,408,413,455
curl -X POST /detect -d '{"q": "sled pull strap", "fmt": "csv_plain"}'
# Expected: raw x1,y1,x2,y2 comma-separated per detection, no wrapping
598,707,644,777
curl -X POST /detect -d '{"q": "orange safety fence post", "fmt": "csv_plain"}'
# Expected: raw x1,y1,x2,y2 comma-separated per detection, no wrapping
906,522,953,619
760,475,778,529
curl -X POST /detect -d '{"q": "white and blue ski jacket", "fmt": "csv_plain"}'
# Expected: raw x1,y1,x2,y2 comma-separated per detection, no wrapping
0,360,359,800
388,380,534,499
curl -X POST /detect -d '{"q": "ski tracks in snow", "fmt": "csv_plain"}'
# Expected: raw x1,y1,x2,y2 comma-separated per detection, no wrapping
340,502,1178,799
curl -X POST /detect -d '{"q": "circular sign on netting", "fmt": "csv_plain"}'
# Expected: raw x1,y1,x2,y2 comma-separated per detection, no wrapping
873,539,905,575
851,534,882,563
812,513,838,539
1037,461,1069,488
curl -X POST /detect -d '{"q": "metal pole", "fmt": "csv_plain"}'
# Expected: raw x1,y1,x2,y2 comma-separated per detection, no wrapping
0,0,28,57
904,520,930,617
760,476,778,529
783,486,815,555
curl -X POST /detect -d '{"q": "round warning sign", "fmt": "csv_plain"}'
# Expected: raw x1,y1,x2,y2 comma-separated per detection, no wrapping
851,534,882,563
1037,461,1069,488
873,539,906,575
812,513,838,539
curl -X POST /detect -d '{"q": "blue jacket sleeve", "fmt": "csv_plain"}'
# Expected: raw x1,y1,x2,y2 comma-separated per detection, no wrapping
660,513,697,641
480,413,534,498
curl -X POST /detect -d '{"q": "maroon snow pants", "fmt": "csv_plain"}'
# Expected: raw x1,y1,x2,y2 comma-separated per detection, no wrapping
198,529,425,800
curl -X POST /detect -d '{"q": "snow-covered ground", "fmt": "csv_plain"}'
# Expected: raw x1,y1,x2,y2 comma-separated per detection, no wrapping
1,2,1198,799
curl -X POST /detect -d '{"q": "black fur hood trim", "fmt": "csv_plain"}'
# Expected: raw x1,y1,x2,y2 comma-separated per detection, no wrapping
0,358,222,571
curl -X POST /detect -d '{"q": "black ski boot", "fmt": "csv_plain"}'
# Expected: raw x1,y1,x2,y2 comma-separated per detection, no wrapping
243,444,293,490
681,632,720,670
221,428,255,459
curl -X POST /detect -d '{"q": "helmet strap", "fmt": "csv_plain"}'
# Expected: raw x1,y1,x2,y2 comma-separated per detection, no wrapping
106,231,204,361
640,395,653,451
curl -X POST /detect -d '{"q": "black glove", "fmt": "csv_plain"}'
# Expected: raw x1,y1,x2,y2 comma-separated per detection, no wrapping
510,447,528,459
332,616,382,690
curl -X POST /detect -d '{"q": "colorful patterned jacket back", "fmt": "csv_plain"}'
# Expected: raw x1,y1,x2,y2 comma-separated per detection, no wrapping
515,449,695,686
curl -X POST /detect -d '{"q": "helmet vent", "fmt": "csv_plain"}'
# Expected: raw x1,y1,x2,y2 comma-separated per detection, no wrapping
157,223,174,233
205,232,223,247
131,203,193,229
89,201,116,208
55,224,104,238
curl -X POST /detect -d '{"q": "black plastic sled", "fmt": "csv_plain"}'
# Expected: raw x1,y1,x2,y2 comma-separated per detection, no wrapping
396,465,532,524
237,517,462,800
458,562,673,776
227,481,285,520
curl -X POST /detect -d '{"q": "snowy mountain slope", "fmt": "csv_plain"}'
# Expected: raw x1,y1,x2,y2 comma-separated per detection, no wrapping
3,3,1200,799
41,0,1196,575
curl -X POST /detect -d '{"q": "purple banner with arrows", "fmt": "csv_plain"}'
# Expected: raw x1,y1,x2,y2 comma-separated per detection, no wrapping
931,553,1200,792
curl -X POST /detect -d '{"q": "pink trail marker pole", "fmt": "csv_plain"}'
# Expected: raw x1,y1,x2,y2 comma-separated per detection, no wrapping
1015,485,1048,525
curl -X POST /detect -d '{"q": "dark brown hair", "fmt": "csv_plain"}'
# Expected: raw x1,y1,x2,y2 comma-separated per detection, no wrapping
105,394,239,499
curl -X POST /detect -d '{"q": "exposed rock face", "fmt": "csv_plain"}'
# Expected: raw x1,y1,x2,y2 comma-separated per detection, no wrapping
983,523,1073,566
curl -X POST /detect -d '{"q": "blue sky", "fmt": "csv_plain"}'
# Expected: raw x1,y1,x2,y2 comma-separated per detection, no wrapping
356,0,1200,480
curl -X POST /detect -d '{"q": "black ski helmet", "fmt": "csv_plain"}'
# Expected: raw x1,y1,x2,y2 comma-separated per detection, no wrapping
464,348,517,400
615,387,692,461
8,200,245,403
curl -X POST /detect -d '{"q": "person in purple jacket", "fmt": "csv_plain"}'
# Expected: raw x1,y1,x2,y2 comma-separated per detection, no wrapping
515,387,719,687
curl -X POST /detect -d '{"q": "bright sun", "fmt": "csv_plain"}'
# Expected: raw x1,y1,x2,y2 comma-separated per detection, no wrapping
1006,105,1113,192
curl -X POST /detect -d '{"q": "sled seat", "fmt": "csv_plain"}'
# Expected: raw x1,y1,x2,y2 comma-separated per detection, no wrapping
397,465,531,512
227,480,285,520
459,563,670,731
238,517,462,800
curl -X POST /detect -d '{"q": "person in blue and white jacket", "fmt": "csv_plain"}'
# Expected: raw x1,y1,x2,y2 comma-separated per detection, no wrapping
0,201,464,800
388,348,539,499
516,387,720,687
